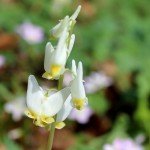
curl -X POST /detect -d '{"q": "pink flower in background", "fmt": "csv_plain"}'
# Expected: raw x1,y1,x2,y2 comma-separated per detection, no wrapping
16,21,44,44
84,71,113,94
0,55,5,68
68,106,93,124
4,97,26,122
103,138,144,150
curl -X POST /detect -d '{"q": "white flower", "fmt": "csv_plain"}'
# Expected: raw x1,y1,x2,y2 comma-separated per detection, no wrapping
42,28,75,80
4,97,26,122
70,60,88,110
55,95,73,129
50,5,81,39
25,75,70,127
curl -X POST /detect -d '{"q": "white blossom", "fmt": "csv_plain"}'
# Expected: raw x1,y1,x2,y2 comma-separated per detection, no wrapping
70,60,88,110
25,75,70,127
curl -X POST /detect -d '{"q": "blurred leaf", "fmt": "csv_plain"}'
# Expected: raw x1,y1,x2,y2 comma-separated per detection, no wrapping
2,136,23,150
88,93,109,115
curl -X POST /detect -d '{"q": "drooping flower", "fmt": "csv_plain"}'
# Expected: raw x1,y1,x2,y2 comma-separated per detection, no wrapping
68,106,93,124
50,5,81,39
4,97,26,122
70,60,88,110
103,138,144,150
42,28,75,80
55,95,73,129
16,21,44,44
25,75,70,127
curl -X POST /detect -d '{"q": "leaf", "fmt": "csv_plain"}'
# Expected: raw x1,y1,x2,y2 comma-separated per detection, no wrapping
2,136,23,150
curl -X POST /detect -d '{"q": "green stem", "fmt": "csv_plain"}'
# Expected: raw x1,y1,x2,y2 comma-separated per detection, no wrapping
46,74,64,150
46,122,56,150
58,74,64,90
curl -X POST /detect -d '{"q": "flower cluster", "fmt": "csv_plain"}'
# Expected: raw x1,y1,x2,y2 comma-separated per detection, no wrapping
25,6,88,129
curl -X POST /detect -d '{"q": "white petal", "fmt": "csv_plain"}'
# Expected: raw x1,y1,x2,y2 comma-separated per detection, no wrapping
52,28,68,66
50,16,69,38
71,77,85,99
44,42,54,72
72,59,77,76
77,61,83,80
61,87,71,102
42,87,70,117
56,27,68,54
56,95,72,122
68,34,75,57
52,49,67,67
70,5,81,20
26,75,43,114
71,62,85,99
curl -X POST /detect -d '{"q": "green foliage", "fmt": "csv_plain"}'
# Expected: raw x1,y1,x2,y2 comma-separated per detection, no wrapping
88,93,109,115
2,136,22,150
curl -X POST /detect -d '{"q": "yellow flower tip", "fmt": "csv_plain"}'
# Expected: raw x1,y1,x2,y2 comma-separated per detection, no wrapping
33,118,46,127
41,116,55,124
51,64,61,77
55,122,66,129
72,99,85,110
24,109,36,119
42,72,52,80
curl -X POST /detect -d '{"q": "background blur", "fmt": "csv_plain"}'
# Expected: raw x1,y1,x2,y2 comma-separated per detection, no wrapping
0,0,150,150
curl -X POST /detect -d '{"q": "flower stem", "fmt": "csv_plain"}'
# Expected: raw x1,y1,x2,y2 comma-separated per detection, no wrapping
46,122,56,150
58,74,64,90
46,74,64,150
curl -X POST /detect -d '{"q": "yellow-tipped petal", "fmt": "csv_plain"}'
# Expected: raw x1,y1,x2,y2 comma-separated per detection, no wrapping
24,109,36,119
55,122,65,129
42,72,53,80
51,64,61,77
72,99,85,110
41,116,55,124
33,118,46,127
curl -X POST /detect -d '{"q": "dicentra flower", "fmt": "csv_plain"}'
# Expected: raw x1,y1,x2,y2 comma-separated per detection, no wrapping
70,60,88,110
25,75,70,127
16,21,44,44
42,28,75,80
50,5,81,39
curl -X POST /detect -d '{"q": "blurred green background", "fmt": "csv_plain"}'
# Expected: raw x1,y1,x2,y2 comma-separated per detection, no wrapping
0,0,150,149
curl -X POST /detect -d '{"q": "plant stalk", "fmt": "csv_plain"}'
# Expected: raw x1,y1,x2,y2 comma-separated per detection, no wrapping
46,74,64,150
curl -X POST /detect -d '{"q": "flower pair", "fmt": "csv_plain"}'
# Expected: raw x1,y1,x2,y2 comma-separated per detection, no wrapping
25,60,87,129
42,5,81,80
